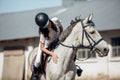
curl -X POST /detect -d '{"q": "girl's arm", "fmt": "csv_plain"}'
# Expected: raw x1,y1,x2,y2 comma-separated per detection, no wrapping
40,42,58,63
40,42,53,55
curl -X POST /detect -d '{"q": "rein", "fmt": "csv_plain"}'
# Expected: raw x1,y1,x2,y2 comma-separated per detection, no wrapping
59,20,103,61
59,42,89,49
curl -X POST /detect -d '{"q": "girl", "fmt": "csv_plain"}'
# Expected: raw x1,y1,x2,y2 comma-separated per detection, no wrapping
31,12,63,80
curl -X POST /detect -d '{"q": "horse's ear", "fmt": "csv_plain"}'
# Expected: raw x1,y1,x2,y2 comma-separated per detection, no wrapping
83,15,89,23
83,14,93,23
89,14,93,21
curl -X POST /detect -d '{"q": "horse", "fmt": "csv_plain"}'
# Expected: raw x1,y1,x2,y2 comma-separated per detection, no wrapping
27,14,109,80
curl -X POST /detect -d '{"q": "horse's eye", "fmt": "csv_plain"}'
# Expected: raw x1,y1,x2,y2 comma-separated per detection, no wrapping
90,30,95,34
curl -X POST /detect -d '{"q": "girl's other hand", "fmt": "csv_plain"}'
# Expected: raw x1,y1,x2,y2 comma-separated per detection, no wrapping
52,53,58,64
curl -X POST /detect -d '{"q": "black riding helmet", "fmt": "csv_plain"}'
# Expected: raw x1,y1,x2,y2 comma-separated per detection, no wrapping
35,12,49,29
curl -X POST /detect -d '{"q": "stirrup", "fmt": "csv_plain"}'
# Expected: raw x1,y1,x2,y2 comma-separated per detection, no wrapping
76,65,83,77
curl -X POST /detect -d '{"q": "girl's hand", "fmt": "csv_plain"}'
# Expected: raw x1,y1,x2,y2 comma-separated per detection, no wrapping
52,52,58,64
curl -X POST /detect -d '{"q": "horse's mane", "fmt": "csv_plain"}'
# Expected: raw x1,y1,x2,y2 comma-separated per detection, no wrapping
59,17,81,42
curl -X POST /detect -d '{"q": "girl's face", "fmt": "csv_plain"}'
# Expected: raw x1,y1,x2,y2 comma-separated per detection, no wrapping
47,21,51,29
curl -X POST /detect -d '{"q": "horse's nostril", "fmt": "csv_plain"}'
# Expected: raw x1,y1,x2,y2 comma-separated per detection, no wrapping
104,48,109,53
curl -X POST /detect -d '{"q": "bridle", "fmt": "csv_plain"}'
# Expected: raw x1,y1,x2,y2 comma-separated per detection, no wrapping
80,20,103,51
59,20,103,60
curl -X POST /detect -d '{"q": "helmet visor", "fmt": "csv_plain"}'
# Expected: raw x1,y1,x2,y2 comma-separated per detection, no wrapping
43,20,50,29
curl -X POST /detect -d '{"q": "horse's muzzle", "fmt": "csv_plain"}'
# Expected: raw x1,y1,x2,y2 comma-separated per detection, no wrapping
96,48,109,57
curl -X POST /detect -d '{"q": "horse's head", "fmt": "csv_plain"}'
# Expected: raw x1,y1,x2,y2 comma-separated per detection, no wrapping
71,14,109,57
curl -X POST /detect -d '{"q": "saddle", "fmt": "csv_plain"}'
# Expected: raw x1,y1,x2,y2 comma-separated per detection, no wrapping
38,38,59,74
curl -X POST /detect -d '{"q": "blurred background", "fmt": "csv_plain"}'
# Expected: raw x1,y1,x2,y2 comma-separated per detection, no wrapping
0,0,120,80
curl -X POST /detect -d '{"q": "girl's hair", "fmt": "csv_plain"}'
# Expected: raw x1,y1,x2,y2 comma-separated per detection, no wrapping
39,20,58,39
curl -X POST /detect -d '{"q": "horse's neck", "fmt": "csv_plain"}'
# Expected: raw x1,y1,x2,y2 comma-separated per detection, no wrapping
58,45,75,72
58,22,82,70
60,35,75,59
56,23,82,70
63,22,83,46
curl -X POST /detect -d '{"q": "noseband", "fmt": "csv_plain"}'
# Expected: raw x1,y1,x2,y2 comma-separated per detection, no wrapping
60,20,103,52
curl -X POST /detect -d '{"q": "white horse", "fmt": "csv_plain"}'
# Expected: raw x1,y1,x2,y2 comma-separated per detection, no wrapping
28,14,109,80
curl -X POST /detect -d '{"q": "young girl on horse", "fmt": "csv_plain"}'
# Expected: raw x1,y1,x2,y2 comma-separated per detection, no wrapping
31,12,63,80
